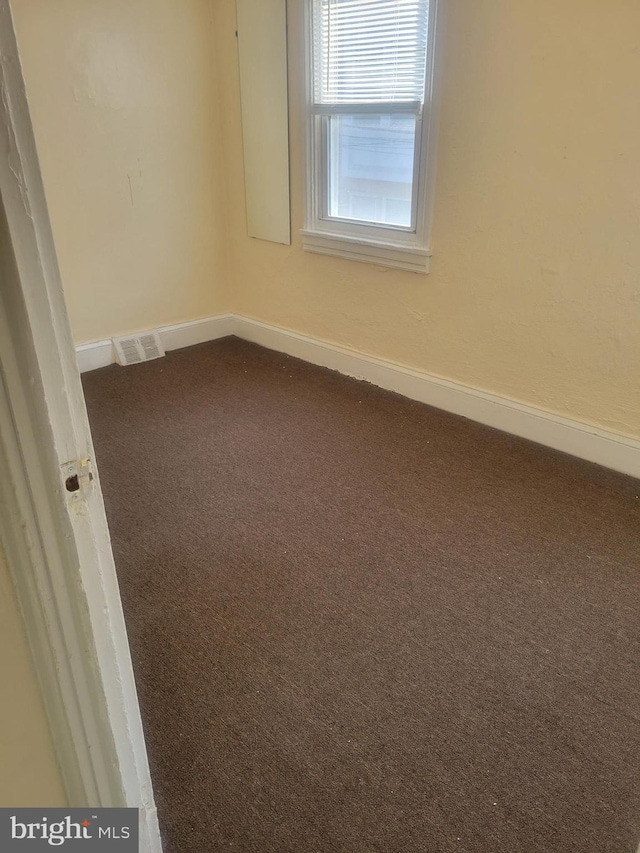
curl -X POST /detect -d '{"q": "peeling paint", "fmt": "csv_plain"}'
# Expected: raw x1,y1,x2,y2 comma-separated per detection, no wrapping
0,67,32,219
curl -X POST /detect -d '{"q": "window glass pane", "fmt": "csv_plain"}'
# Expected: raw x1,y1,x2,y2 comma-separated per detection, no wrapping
327,114,416,228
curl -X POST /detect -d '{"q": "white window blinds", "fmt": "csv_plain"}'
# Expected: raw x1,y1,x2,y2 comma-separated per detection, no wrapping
312,0,429,107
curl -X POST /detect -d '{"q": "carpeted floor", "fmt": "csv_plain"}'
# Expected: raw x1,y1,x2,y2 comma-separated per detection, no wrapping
82,337,640,853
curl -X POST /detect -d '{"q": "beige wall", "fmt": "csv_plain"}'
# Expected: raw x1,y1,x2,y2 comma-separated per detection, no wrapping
12,0,640,438
11,0,231,345
0,546,67,806
214,0,640,439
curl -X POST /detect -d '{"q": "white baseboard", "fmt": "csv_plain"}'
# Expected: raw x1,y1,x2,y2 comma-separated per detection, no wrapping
76,339,114,373
234,315,640,480
76,312,640,479
76,314,236,373
158,313,236,351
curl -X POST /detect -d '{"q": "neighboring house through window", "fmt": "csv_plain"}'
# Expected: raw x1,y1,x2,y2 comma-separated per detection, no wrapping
301,0,439,273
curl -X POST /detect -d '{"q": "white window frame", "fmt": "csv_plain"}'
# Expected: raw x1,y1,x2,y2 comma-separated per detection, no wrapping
300,0,440,274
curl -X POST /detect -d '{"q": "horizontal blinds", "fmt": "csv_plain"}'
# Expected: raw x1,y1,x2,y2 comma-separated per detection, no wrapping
313,0,429,107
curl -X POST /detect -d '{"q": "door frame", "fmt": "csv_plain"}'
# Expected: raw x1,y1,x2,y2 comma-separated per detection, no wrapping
0,3,161,849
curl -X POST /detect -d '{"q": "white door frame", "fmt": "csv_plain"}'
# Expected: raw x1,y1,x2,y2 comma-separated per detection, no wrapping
0,3,161,849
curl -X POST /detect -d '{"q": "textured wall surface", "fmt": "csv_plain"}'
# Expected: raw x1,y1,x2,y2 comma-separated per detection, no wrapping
11,0,640,437
12,0,231,344
214,0,640,438
0,548,67,806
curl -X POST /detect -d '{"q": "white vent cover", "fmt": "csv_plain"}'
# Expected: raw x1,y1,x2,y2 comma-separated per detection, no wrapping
112,331,165,366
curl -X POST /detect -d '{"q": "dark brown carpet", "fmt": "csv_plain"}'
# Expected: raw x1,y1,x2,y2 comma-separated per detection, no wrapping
82,337,640,853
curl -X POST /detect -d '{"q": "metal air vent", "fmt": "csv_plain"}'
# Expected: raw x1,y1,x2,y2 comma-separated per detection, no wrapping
112,331,165,366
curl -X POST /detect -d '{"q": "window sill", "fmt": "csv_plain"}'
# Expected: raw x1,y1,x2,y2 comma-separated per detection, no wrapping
300,229,431,274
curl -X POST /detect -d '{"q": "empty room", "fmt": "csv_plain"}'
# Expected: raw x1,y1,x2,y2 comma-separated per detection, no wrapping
1,0,639,851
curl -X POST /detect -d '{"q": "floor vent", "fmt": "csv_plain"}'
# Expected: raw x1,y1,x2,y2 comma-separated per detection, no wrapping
112,332,165,366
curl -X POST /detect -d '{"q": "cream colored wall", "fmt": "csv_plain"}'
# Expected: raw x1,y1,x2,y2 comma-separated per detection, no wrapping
214,0,640,439
0,546,67,806
11,0,231,345
11,0,640,437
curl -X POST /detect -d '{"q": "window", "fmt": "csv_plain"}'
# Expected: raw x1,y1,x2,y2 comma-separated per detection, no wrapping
301,0,438,273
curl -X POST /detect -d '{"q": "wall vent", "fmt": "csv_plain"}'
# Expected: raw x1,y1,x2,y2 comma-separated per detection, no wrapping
112,331,165,366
